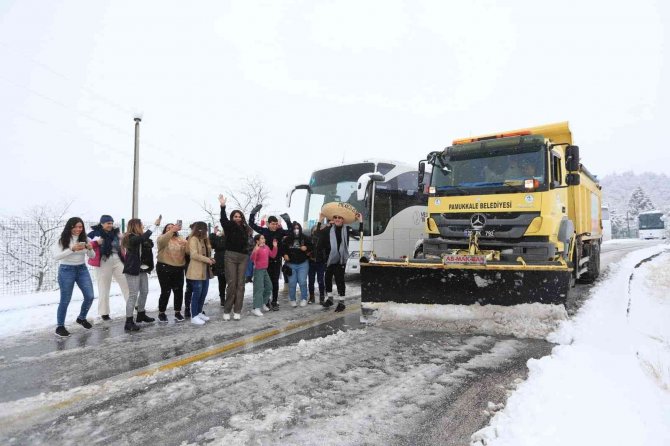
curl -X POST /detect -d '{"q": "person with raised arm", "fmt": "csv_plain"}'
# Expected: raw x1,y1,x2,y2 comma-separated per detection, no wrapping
121,216,160,331
218,194,251,320
248,204,292,311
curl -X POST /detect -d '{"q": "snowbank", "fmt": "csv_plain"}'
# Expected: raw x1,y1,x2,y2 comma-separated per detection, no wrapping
472,244,670,446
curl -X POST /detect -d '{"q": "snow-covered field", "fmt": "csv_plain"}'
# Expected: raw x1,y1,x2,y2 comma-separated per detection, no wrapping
0,277,226,337
472,243,670,445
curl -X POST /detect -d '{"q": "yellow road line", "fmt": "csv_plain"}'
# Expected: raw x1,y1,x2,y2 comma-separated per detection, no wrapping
136,304,360,376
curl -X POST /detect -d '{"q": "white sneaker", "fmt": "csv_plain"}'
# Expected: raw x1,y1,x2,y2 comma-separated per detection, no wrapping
233,313,241,320
262,305,270,311
252,308,263,317
198,313,210,321
223,313,231,321
191,315,205,325
299,299,307,307
290,300,298,307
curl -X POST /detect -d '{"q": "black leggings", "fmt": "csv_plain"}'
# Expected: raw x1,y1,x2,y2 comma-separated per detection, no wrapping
325,264,345,297
156,263,184,312
268,259,281,304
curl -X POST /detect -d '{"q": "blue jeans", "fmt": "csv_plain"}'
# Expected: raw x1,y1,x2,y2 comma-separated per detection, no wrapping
57,264,95,327
288,260,309,301
190,280,210,316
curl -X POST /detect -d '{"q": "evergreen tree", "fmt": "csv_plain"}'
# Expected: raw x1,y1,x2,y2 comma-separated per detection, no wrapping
627,186,655,220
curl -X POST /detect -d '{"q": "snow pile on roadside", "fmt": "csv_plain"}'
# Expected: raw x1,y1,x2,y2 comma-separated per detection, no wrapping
472,244,670,446
373,302,567,339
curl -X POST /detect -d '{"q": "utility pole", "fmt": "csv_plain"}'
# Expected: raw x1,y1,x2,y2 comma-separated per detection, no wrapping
132,115,142,218
626,210,631,238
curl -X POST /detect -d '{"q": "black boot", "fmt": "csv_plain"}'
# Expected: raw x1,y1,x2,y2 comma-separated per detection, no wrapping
319,294,325,305
322,299,334,308
136,311,155,323
334,301,346,312
124,317,140,332
308,293,315,304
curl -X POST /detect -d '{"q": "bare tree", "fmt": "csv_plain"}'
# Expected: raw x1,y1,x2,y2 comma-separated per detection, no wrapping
0,202,71,292
225,175,271,215
198,200,219,229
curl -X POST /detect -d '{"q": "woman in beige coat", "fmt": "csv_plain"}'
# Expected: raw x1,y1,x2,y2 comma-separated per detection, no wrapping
185,222,214,325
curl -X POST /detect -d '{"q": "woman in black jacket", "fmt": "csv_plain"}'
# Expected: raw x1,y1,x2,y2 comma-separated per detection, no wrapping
209,226,226,306
218,194,251,320
122,216,160,331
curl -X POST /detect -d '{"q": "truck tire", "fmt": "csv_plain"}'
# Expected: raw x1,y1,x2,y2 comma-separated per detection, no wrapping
578,241,600,284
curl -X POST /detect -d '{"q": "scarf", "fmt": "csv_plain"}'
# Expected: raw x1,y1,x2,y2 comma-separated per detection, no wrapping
327,225,349,266
99,229,118,260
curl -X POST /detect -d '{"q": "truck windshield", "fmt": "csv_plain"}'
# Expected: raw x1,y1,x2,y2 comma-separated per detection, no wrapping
305,163,374,232
430,146,546,195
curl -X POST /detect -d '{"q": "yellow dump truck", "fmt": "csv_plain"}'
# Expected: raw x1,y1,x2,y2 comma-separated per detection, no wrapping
360,122,602,314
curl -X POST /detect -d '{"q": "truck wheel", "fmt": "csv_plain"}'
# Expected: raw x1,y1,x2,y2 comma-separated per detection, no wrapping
578,241,600,284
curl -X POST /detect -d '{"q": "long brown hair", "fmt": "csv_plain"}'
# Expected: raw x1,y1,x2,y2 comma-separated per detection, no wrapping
59,217,87,250
122,218,143,248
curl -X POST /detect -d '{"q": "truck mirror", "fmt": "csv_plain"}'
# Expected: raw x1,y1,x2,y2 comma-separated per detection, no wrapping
418,161,426,190
566,172,581,186
565,145,580,172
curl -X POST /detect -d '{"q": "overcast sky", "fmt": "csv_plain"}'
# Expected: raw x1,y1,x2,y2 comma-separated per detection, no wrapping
1,0,668,223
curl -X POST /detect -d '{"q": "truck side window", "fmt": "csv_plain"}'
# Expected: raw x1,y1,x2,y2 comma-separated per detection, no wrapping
550,153,562,188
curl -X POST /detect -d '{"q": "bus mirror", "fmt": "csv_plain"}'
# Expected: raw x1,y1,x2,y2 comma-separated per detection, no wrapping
286,184,310,207
566,173,581,186
357,174,371,201
357,173,385,201
565,145,580,172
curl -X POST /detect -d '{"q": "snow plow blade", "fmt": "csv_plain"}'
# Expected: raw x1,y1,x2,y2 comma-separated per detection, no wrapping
360,259,572,307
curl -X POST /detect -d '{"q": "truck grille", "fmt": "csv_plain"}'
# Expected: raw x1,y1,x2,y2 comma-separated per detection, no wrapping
432,212,540,240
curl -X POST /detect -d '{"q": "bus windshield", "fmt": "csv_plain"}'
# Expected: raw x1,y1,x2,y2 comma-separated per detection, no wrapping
639,213,665,230
430,146,546,195
305,163,374,232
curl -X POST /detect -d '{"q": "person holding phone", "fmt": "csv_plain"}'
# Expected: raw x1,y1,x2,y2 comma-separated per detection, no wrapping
53,217,96,337
249,234,278,316
281,222,313,307
122,216,160,331
156,221,188,323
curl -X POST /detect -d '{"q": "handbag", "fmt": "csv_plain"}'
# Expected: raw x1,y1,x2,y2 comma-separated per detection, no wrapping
282,263,292,277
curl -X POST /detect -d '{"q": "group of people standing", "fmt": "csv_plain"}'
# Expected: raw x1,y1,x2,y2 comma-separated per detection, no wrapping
53,195,364,337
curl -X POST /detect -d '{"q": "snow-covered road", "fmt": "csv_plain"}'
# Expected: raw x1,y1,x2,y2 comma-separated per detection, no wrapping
0,239,664,445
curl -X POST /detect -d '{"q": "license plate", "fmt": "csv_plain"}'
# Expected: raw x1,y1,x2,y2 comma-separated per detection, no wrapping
443,254,487,265
464,230,495,238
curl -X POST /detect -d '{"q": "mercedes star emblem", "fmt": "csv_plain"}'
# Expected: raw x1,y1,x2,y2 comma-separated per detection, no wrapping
470,213,486,229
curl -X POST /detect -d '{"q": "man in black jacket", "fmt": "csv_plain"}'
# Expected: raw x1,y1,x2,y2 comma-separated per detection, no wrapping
249,205,292,311
316,212,363,312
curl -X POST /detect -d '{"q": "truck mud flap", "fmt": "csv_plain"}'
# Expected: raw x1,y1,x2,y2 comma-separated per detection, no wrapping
361,262,572,306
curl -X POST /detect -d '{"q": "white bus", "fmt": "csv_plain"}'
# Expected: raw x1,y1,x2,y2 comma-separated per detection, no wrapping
638,210,666,240
287,160,427,273
601,204,612,241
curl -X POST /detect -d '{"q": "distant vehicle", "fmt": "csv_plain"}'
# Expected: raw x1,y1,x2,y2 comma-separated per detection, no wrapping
287,159,427,274
638,210,666,240
601,205,612,241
